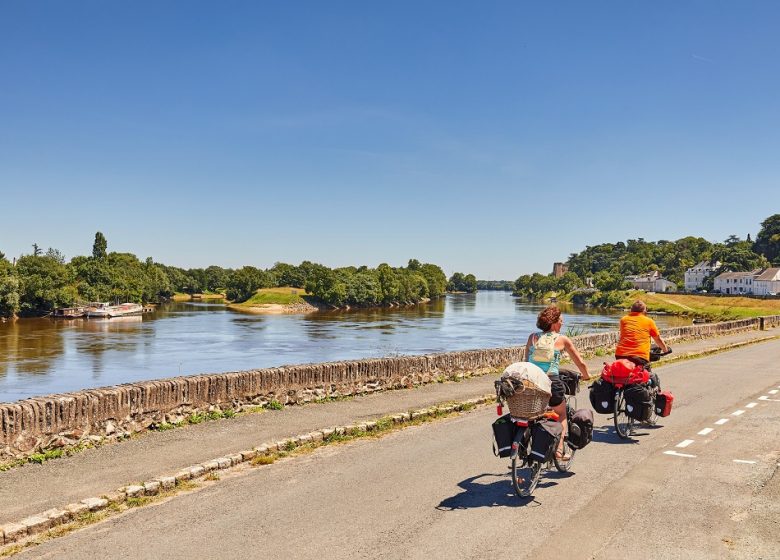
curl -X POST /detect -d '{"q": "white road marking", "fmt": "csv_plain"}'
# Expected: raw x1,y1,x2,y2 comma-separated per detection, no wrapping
758,396,780,402
733,460,757,464
731,410,746,416
715,419,729,425
676,439,695,448
697,428,714,436
664,450,696,458
769,389,779,395
745,402,758,408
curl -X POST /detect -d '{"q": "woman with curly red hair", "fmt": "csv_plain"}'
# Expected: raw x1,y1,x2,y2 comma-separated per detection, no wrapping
525,305,591,460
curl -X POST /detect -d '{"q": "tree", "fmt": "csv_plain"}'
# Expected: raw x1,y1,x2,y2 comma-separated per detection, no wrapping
754,214,780,265
225,266,272,302
0,258,20,318
32,243,42,257
92,232,107,259
16,254,75,313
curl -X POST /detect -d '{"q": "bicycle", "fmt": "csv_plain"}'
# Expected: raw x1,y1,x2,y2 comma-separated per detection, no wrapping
509,410,561,497
553,369,580,472
612,347,672,439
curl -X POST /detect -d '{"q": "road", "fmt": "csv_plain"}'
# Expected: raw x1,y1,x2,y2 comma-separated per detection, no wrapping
17,340,780,559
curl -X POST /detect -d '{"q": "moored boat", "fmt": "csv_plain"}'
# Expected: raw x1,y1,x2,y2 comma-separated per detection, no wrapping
86,302,144,318
52,306,87,319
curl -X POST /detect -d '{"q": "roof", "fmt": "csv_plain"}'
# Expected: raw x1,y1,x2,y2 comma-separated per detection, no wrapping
755,267,780,281
714,270,761,280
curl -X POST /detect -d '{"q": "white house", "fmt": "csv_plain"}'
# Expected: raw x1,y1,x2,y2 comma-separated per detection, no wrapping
753,268,780,296
713,270,760,294
626,271,677,292
684,261,721,292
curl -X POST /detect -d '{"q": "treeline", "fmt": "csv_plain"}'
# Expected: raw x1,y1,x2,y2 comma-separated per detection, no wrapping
446,272,477,293
0,234,469,317
476,280,514,291
514,213,780,301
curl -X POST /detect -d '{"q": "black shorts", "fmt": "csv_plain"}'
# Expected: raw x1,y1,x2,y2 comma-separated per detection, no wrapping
548,375,565,407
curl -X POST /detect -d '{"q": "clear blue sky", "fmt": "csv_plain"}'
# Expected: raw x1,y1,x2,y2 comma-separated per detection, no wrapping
1,1,778,279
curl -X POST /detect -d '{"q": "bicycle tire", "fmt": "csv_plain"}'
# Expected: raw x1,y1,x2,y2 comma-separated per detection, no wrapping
512,457,542,498
613,389,633,439
553,437,576,472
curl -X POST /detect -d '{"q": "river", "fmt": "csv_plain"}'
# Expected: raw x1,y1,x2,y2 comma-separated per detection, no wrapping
0,292,689,402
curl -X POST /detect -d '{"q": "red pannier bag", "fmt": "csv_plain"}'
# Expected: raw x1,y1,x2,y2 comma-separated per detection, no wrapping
601,359,650,385
655,391,674,417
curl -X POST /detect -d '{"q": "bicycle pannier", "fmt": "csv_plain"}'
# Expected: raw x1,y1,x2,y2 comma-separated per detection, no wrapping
589,378,615,414
655,391,674,417
530,419,562,463
624,384,652,421
559,368,580,395
492,414,516,457
568,408,594,449
601,360,650,385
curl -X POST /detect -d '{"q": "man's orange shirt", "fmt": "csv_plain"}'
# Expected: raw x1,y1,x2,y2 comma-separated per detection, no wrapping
615,312,659,360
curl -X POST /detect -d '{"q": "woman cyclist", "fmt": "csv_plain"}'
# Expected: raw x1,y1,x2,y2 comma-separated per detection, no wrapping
525,305,591,460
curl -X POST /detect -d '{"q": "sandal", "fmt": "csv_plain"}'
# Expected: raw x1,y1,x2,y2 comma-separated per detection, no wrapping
555,450,572,461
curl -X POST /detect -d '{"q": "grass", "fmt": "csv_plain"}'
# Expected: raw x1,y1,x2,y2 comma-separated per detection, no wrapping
630,291,780,321
233,286,311,307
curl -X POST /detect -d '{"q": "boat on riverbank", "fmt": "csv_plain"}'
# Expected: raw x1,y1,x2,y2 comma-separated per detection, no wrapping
52,306,87,319
86,302,144,318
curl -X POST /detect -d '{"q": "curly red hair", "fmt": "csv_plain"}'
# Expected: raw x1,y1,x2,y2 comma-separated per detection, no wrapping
536,305,561,332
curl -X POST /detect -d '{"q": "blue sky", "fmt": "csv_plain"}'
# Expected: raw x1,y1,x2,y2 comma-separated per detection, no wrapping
1,1,778,279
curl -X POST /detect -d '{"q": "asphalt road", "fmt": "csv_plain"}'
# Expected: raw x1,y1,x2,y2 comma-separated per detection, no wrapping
17,340,780,559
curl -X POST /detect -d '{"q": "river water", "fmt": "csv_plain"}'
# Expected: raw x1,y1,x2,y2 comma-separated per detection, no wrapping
0,292,689,402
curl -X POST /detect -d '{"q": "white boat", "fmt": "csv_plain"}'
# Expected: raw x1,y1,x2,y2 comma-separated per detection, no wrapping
86,302,144,318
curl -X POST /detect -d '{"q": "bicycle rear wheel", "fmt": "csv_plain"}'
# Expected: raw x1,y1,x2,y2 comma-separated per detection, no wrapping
613,389,634,439
553,439,576,472
512,457,542,498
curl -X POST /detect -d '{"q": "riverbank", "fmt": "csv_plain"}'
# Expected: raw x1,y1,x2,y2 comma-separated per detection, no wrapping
226,287,321,314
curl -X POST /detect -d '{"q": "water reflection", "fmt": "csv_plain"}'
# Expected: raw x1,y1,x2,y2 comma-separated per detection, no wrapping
0,293,690,402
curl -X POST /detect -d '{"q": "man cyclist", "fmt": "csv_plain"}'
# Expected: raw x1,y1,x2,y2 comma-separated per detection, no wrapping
615,300,670,389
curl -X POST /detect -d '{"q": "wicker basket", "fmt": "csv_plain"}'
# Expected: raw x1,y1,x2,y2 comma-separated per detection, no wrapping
506,379,551,419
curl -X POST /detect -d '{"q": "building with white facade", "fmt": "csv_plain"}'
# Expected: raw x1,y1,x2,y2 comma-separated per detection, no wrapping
684,261,721,292
713,270,760,294
626,271,677,292
753,268,780,295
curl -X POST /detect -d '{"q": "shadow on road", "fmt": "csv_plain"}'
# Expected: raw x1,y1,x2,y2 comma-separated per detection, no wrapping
436,470,571,511
592,423,661,445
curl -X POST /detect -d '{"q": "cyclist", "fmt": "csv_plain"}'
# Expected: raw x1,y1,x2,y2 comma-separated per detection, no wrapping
615,300,670,389
525,305,591,461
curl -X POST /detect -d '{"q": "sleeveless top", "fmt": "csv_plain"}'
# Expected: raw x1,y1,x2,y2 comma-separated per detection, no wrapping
528,331,562,376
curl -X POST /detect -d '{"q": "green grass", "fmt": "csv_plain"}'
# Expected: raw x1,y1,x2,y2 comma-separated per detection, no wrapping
630,291,780,321
235,287,310,306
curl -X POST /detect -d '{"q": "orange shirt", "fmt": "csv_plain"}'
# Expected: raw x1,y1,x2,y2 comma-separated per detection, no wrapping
615,312,659,360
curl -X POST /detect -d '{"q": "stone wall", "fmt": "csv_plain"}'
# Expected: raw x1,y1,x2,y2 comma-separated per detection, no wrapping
2,316,779,459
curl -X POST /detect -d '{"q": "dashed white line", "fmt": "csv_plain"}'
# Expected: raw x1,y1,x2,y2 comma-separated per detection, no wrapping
758,396,780,402
769,389,779,395
733,459,757,464
731,410,746,416
697,428,714,436
745,402,758,408
664,450,696,458
676,439,695,448
715,419,729,425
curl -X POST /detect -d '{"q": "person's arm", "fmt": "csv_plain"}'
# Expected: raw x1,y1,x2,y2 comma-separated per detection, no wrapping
561,336,590,380
652,333,669,353
523,333,536,361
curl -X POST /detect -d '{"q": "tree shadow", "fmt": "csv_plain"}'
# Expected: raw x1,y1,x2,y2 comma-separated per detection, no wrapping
436,469,572,511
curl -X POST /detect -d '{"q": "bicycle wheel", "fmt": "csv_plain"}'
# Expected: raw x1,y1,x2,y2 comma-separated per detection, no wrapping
553,436,576,472
645,387,659,426
613,389,634,439
512,457,543,498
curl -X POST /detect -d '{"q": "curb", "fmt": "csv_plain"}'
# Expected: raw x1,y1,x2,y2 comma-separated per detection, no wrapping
0,396,492,548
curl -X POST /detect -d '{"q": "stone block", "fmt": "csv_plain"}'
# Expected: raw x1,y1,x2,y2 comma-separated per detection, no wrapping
240,449,257,461
41,508,69,526
308,431,324,442
81,497,108,512
102,490,126,505
174,470,192,483
159,476,176,490
202,460,220,472
297,434,312,444
143,481,161,496
21,515,52,535
189,465,205,478
1,522,27,543
216,457,231,469
125,485,144,498
64,502,91,516
254,445,270,455
364,421,377,431
227,453,243,466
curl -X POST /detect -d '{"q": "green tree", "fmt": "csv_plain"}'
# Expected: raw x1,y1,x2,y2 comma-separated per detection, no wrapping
754,214,780,265
16,254,75,313
419,263,447,298
92,232,107,259
0,258,20,318
225,266,272,302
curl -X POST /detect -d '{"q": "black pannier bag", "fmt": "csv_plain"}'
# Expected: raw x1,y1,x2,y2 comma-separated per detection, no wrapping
568,408,594,449
559,368,580,395
492,414,516,457
530,418,563,462
624,384,653,421
589,378,615,414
